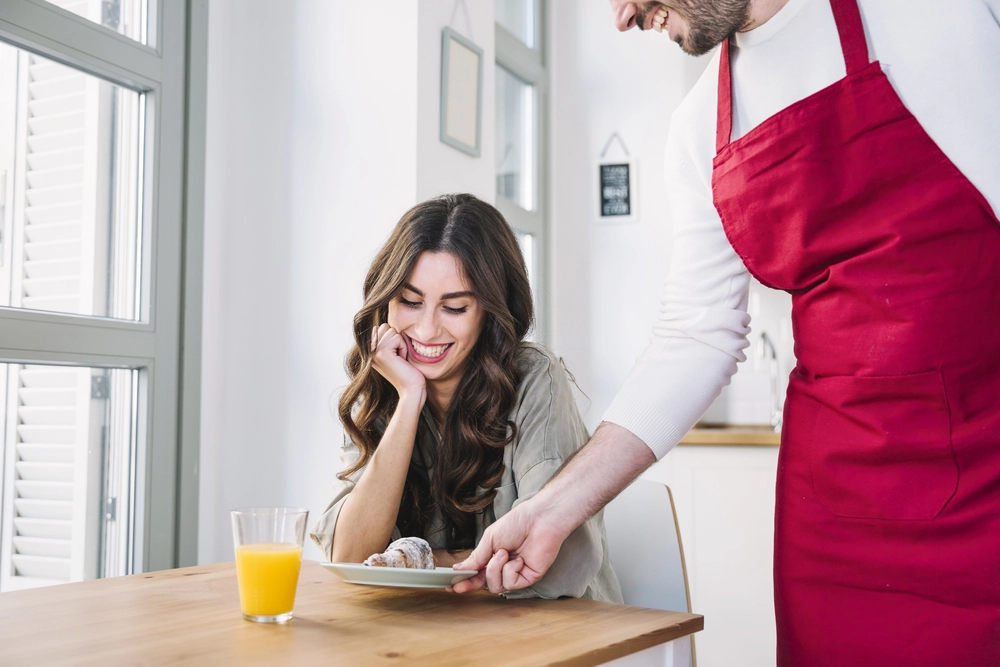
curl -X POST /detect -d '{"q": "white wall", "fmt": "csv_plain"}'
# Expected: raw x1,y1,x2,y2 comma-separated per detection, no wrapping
548,0,793,430
200,0,496,565
549,0,696,428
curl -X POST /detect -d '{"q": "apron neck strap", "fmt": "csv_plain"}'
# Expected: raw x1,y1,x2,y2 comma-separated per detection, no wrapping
830,0,869,74
715,0,870,154
716,38,734,155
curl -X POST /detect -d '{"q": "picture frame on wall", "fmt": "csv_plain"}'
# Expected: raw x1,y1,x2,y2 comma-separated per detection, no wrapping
440,27,483,157
596,156,639,224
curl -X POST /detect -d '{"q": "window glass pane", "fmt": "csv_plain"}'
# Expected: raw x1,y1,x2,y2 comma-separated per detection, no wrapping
515,230,539,340
517,230,535,292
495,65,535,212
0,363,138,591
0,42,143,321
496,0,537,49
40,0,148,44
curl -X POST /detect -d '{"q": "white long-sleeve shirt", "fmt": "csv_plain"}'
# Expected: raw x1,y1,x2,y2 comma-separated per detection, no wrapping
603,0,1000,460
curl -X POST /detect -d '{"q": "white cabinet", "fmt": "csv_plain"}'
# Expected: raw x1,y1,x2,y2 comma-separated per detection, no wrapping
641,443,779,667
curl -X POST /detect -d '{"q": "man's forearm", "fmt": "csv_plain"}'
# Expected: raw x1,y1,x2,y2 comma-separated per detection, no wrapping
531,421,657,536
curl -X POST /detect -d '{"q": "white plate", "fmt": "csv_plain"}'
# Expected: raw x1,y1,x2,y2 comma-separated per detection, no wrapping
319,562,478,589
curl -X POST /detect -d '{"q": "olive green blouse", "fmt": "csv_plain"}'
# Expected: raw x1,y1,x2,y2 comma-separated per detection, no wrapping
310,343,623,603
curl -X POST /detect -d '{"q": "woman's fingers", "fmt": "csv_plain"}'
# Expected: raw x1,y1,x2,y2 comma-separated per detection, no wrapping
369,326,425,394
371,324,396,353
370,324,389,351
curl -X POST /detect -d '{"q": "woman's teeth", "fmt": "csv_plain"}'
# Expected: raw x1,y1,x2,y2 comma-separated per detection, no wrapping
653,7,668,32
412,341,448,358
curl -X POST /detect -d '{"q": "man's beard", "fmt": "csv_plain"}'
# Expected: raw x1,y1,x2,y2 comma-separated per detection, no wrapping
637,0,751,56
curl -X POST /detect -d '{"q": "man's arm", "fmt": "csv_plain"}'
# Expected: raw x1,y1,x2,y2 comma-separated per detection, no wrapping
454,70,752,594
452,422,654,594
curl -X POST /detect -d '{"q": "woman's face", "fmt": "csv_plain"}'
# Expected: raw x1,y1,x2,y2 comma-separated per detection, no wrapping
387,251,485,390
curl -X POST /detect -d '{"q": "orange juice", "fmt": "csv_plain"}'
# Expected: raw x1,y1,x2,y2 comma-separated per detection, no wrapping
235,543,303,617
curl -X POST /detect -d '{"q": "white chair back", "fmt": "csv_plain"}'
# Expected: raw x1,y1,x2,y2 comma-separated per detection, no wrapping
604,479,695,667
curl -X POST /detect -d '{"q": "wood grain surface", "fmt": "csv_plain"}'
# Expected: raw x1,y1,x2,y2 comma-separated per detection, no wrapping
680,425,781,446
0,560,702,666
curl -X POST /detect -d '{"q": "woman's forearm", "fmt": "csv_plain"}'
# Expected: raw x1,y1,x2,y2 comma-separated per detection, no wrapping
330,391,424,562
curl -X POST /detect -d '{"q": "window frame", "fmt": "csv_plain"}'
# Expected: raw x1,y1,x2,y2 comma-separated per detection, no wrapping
0,0,206,573
495,0,549,343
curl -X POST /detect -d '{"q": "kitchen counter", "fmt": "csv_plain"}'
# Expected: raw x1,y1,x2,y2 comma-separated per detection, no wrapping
679,424,780,446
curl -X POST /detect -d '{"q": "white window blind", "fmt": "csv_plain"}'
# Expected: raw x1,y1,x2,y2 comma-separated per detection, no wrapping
17,54,101,314
1,364,98,588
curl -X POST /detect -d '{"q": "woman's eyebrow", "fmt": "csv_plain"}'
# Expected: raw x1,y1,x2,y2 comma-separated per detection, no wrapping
402,283,474,301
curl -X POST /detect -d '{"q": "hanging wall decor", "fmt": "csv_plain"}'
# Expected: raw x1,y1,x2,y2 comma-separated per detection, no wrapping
440,27,483,157
596,132,639,224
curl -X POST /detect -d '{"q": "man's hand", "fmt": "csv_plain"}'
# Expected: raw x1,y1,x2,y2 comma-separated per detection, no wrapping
450,422,657,595
451,500,571,594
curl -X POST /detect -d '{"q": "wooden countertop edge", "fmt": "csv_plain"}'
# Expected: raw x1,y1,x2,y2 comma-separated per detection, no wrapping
552,616,705,667
679,427,780,447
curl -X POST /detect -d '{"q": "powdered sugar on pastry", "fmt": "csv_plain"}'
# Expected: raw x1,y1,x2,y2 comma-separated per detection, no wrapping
363,536,436,569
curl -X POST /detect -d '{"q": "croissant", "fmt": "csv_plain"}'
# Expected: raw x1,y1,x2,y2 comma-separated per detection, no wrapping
363,536,436,569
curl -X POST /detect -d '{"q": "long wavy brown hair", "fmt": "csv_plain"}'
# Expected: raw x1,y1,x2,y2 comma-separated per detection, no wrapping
338,194,534,549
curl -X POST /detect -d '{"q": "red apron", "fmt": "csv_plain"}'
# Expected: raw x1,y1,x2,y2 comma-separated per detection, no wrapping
711,0,1000,664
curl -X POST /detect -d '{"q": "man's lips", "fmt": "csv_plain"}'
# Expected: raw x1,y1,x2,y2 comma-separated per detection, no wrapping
406,337,453,364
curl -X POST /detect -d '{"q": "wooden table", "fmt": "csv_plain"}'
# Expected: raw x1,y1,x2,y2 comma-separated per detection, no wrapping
0,560,702,665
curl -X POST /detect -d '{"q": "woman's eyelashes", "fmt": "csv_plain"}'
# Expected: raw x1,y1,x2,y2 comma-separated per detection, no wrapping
397,296,469,315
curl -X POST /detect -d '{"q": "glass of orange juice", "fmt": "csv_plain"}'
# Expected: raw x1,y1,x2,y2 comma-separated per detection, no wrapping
231,507,309,623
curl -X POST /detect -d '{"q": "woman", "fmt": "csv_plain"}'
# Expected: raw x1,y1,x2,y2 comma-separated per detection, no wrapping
310,194,622,602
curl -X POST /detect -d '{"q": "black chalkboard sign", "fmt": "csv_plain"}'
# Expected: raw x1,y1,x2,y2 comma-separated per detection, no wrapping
600,163,631,217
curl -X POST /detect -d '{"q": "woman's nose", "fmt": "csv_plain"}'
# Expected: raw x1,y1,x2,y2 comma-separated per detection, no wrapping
614,2,639,31
412,309,440,341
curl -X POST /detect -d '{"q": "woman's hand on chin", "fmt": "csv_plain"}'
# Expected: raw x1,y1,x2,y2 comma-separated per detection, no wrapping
371,324,426,400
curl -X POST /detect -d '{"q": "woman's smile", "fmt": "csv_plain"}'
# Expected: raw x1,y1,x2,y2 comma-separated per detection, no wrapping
406,337,453,363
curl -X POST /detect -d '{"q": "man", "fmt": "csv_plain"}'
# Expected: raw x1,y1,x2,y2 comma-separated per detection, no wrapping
454,1,1000,664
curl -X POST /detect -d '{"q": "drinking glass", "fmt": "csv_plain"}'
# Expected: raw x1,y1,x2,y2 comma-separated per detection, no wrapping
231,507,309,623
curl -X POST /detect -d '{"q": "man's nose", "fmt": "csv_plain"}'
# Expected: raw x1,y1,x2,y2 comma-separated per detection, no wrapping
614,2,639,31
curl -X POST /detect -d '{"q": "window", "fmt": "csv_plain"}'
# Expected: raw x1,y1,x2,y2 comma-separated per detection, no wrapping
0,45,141,321
495,65,535,212
0,364,137,585
0,0,205,590
496,0,539,50
495,0,547,340
38,0,148,44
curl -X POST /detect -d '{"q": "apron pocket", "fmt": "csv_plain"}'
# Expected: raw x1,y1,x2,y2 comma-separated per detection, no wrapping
801,370,957,521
